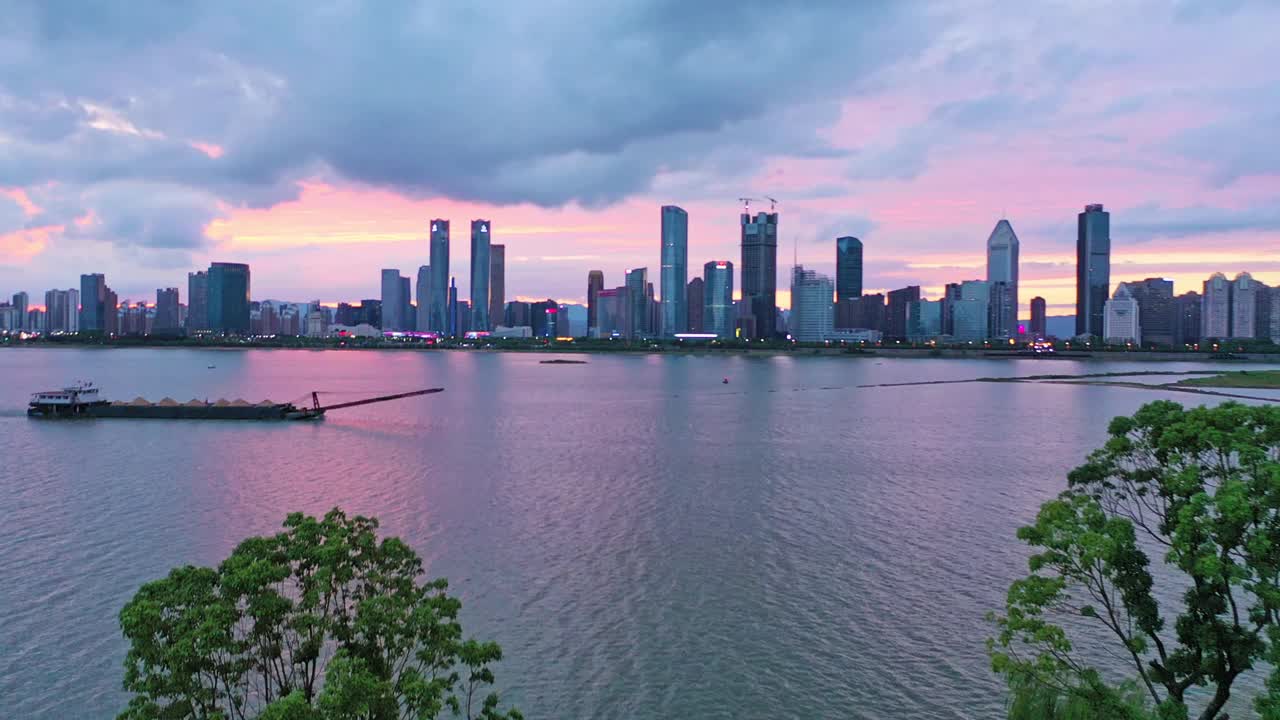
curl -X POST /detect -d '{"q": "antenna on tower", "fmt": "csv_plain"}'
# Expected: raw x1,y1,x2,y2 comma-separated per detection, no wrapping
766,196,779,212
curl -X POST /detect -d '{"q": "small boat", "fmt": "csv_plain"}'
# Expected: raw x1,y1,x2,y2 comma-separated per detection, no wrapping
722,377,730,384
207,365,216,369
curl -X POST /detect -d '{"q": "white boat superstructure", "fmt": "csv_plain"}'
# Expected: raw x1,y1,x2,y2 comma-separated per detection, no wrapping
28,381,107,415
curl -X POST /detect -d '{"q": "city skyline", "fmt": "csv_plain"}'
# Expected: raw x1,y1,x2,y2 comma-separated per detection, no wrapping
2,3,1277,311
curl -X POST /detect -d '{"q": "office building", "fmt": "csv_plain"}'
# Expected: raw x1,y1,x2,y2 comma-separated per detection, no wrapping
986,219,1019,338
659,205,689,337
447,277,458,337
703,261,734,339
625,268,649,339
186,270,208,331
836,236,863,303
11,292,27,329
740,211,778,339
1230,272,1261,339
907,300,943,342
44,288,78,332
1201,272,1231,339
1175,291,1202,345
1076,204,1111,337
428,220,450,332
951,281,990,343
530,299,559,338
1029,296,1047,338
416,265,431,332
1127,278,1175,346
79,273,108,332
470,220,491,331
489,244,505,331
886,286,920,341
686,277,705,333
1269,288,1280,343
380,269,409,331
790,266,834,342
587,270,604,334
154,288,180,333
505,301,531,328
839,294,885,332
595,287,625,338
1103,283,1141,344
207,262,250,334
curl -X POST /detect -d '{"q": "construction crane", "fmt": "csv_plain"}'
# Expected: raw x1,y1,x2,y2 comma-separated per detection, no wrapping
737,196,779,212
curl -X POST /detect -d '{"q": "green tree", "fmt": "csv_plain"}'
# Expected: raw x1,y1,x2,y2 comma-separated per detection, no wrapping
989,400,1280,720
118,509,521,720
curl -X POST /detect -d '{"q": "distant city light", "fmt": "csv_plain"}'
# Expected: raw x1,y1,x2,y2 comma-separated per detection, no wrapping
674,333,718,339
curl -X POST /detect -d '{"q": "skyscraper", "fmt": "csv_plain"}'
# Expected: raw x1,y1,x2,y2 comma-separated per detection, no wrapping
186,270,208,332
1029,296,1047,338
625,268,648,339
381,269,408,331
1104,283,1141,344
886,286,920,341
986,219,1019,338
416,265,431,332
1230,272,1260,339
428,220,450,332
907,300,943,342
1127,278,1175,346
154,288,180,332
952,281,990,342
11,292,27,330
1201,272,1230,339
447,277,458,337
400,275,411,332
836,236,863,303
704,261,734,339
470,220,491,331
660,205,688,337
1076,204,1111,338
587,270,604,334
1175,291,1202,345
79,273,107,331
790,266,834,342
686,277,705,333
489,243,505,330
740,211,778,339
207,262,250,334
44,289,77,332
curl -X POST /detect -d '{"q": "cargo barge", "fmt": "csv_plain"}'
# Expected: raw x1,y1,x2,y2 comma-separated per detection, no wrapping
27,382,441,421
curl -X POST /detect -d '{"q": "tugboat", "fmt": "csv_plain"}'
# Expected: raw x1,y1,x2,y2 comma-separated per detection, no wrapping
27,381,111,416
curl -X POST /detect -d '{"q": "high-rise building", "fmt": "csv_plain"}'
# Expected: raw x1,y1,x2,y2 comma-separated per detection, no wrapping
1229,272,1260,339
530,299,558,338
703,261,734,339
489,243,505,330
103,287,119,335
587,270,604,334
1201,272,1231,339
885,286,920,341
1076,204,1111,338
686,277,705,333
986,219,1019,338
428,220,450,332
625,268,648,339
1029,296,1047,338
790,266,834,342
1103,283,1141,344
447,277,458,337
907,300,943,342
207,262,250,334
381,269,408,331
44,289,78,332
1175,291,1202,345
740,211,778,339
841,294,886,332
988,281,1016,340
1269,287,1280,344
11,292,27,330
470,220,491,331
416,265,431,332
79,273,107,331
836,236,863,303
952,281,990,343
505,301,531,329
154,288,180,333
595,288,625,338
186,271,208,332
400,275,411,331
659,205,689,337
1127,278,1175,346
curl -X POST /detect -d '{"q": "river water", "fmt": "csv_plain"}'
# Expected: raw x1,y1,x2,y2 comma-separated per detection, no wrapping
1,348,1277,719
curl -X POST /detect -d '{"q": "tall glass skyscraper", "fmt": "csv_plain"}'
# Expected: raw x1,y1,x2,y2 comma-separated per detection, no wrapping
790,266,834,342
207,262,250,334
625,268,648,339
415,265,431,332
703,261,734,339
740,211,778,339
428,220,450,333
488,243,505,330
79,273,107,331
587,270,604,333
186,271,208,331
1076,204,1110,338
836,236,863,303
381,269,407,330
470,220,491,331
985,219,1019,338
660,205,688,337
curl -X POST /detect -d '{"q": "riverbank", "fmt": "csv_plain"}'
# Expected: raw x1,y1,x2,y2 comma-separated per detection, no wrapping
1174,370,1280,389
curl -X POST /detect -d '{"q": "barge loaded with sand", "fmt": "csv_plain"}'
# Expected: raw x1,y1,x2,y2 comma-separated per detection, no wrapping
27,382,441,420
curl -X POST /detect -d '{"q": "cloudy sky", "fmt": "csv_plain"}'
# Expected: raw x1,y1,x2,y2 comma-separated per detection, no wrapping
2,0,1277,314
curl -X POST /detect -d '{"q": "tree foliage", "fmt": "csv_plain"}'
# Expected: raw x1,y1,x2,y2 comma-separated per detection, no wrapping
990,401,1280,720
119,509,521,720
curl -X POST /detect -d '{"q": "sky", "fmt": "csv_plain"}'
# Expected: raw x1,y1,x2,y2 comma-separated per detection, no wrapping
2,1,1278,315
